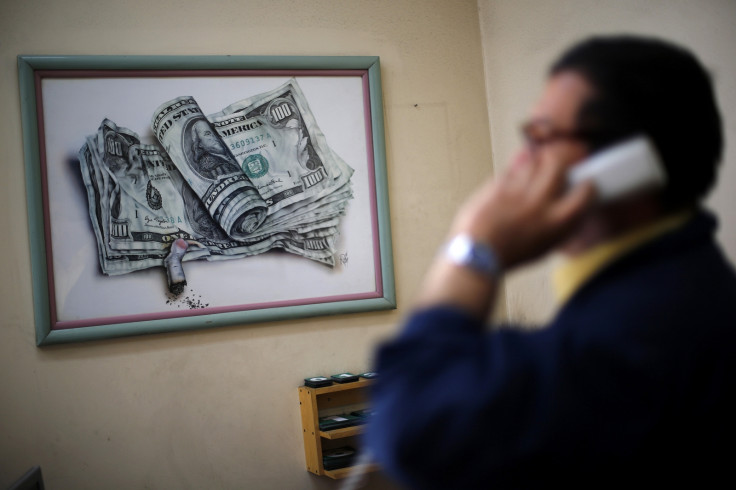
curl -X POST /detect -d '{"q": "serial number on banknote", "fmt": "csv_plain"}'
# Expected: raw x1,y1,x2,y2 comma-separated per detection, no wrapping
229,133,271,150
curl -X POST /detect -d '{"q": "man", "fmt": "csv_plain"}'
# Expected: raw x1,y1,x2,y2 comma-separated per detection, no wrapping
366,36,736,488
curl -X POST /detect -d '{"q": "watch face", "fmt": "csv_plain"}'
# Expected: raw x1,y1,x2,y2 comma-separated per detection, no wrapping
447,235,473,264
445,235,499,276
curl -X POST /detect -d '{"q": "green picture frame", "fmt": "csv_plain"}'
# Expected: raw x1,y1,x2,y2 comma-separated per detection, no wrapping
18,55,395,345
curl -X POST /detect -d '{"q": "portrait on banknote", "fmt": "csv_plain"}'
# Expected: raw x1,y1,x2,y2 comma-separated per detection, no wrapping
18,56,395,345
186,119,243,180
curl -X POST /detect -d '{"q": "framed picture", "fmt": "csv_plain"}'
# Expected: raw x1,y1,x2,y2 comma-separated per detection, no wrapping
18,55,395,345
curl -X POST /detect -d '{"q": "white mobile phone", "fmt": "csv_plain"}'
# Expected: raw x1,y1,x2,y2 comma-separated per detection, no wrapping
568,136,667,204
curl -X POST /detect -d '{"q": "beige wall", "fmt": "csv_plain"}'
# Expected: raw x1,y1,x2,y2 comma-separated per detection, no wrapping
0,1,492,488
4,1,735,487
479,0,736,323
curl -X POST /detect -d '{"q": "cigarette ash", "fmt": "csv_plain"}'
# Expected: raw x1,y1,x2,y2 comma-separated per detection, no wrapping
165,288,210,310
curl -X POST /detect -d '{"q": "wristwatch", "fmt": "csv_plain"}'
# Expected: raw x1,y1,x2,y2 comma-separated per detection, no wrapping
444,234,503,278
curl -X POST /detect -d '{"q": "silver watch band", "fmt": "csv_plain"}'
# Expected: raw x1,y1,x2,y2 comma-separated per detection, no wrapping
444,234,502,278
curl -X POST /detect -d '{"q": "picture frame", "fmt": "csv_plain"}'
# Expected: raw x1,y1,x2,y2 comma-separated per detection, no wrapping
18,55,395,346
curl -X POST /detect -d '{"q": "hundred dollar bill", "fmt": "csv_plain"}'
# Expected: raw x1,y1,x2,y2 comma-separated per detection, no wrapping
135,142,229,260
151,96,268,241
263,185,352,232
96,120,343,266
81,134,258,274
96,120,195,254
79,75,358,275
130,139,327,262
149,144,332,260
208,79,353,215
79,139,177,275
138,134,340,263
80,119,220,274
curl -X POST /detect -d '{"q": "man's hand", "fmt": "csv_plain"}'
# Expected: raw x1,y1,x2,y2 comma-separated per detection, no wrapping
450,149,595,269
415,150,595,319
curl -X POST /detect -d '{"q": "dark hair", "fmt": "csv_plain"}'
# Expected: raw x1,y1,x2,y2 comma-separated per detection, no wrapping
551,35,723,211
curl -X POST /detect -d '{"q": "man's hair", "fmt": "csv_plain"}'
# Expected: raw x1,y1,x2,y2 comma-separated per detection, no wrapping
550,35,723,211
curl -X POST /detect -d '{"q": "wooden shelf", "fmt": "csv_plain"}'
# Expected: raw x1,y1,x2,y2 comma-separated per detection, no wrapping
320,424,365,440
323,463,378,480
298,379,375,478
311,378,373,395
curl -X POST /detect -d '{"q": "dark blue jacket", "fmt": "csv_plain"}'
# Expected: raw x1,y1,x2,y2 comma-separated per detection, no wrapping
367,210,736,488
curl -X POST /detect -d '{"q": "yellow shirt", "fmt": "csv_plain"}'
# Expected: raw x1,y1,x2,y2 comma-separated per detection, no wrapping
552,212,692,305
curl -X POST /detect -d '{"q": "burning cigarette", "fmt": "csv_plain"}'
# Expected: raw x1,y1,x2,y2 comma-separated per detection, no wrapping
164,238,189,295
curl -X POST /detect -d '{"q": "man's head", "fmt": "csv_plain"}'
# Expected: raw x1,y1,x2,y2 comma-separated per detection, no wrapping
549,35,723,212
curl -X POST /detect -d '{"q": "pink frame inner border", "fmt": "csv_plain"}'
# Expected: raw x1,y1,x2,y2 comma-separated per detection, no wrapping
34,69,384,330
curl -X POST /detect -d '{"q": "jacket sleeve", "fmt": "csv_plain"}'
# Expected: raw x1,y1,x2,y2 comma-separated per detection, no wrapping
364,305,671,489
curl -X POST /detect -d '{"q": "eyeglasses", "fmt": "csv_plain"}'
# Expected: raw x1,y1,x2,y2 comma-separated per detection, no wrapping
520,119,589,151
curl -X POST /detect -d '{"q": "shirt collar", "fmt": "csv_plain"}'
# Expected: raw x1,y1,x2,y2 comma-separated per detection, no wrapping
552,211,693,305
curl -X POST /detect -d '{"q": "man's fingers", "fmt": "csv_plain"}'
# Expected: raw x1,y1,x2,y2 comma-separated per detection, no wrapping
503,153,534,192
509,148,533,172
548,180,597,226
527,153,570,202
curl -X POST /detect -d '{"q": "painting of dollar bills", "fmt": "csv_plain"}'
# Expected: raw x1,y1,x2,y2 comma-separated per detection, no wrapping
18,56,394,345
